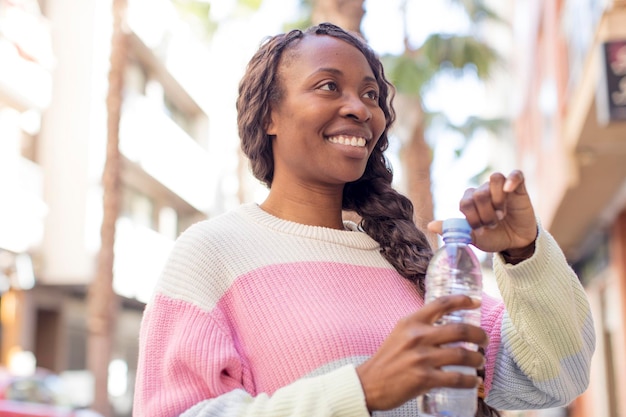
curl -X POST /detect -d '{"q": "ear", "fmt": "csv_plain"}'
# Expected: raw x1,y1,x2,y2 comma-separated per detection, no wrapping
265,109,278,136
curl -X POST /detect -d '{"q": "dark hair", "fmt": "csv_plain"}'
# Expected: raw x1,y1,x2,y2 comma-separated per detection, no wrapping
237,22,500,417
237,22,432,293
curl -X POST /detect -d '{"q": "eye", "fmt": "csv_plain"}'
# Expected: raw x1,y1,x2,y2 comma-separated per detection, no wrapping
319,81,339,92
363,89,379,101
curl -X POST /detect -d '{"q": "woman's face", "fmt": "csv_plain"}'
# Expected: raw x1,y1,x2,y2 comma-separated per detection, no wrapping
266,35,386,191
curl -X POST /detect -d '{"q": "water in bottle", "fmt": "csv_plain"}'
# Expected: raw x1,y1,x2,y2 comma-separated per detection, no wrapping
418,218,482,417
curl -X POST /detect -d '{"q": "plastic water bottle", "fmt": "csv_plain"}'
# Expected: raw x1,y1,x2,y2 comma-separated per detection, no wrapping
418,218,482,417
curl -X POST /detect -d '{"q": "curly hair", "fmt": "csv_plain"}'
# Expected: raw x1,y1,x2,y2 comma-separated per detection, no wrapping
237,22,432,293
237,21,500,417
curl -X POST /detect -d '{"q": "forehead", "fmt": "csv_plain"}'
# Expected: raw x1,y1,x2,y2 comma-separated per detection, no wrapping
281,34,374,77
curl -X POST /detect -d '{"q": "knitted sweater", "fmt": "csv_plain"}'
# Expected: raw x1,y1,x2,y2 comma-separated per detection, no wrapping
133,203,595,417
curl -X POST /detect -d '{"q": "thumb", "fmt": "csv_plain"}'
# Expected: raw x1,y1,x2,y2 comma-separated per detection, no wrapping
427,220,443,235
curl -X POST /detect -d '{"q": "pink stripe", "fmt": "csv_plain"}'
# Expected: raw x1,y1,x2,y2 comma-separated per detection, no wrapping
480,294,504,395
140,262,504,403
218,262,423,393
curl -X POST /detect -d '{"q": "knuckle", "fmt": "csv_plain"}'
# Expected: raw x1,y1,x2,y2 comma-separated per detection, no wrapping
474,188,491,203
437,295,453,306
452,372,467,387
412,330,428,345
459,199,474,212
456,323,471,340
458,347,470,362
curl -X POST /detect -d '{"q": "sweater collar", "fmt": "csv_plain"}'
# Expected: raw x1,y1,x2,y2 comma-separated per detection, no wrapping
237,203,381,251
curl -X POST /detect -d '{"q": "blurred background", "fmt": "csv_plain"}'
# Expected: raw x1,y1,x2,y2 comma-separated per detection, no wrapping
0,0,625,416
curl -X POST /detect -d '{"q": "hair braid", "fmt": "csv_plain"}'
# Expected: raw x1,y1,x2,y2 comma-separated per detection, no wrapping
343,147,433,295
237,23,501,416
237,29,305,187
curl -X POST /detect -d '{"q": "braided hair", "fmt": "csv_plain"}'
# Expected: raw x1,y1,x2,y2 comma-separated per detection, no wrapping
236,22,500,417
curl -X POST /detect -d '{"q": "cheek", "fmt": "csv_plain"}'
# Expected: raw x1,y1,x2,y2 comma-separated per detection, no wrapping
373,108,387,138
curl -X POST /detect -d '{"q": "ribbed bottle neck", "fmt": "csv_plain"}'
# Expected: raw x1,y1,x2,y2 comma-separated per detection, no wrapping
441,218,472,244
442,234,472,244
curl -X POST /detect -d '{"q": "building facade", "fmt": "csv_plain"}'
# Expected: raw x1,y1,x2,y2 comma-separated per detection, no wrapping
513,0,626,416
0,0,216,414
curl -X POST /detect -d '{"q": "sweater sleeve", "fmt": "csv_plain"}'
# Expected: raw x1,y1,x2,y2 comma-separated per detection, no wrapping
485,226,596,410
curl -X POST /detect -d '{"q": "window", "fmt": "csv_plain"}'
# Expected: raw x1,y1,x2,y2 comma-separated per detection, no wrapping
121,188,155,230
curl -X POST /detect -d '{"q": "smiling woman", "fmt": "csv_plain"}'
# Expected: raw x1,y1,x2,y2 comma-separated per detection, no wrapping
261,33,387,220
132,22,594,417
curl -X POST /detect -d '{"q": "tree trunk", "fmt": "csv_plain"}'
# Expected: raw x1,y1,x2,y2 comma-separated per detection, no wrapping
311,0,365,34
86,0,127,415
401,119,437,249
392,93,438,249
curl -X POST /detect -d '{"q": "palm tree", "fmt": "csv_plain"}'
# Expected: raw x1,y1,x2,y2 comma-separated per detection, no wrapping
85,3,249,414
383,0,504,247
311,0,364,33
85,0,127,415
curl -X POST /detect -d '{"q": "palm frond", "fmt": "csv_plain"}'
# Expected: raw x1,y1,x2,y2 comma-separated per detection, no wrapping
421,33,502,79
434,112,510,138
381,53,437,95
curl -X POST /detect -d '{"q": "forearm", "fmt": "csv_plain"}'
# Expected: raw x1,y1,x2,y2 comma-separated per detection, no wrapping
135,359,369,417
488,227,595,408
134,296,370,417
178,365,369,417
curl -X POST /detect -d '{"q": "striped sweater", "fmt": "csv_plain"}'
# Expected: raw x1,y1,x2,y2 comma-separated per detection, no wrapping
133,203,595,417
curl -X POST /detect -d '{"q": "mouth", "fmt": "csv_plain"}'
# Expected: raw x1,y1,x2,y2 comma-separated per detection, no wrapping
327,135,367,148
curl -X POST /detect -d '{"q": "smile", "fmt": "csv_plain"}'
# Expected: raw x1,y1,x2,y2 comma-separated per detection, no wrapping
327,135,367,148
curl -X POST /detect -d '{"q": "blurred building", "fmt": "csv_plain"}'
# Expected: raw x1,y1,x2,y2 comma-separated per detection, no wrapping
0,0,54,368
513,0,626,416
0,0,214,414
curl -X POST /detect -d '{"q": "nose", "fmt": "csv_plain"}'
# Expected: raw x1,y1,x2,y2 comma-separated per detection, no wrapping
340,93,372,122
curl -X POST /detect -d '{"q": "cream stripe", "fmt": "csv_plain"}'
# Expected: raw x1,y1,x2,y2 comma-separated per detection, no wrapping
155,203,396,311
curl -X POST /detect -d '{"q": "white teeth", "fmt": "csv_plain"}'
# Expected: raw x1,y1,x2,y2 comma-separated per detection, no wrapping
328,135,366,147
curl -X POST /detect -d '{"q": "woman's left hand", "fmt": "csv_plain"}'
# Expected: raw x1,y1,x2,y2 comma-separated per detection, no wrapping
428,170,537,257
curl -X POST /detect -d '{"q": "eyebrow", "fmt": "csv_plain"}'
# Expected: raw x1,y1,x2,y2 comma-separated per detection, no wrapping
313,67,378,84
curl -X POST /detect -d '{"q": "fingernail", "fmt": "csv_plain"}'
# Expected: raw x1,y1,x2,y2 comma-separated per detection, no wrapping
495,210,504,220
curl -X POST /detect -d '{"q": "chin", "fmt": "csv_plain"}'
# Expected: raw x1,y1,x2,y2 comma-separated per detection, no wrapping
342,173,367,184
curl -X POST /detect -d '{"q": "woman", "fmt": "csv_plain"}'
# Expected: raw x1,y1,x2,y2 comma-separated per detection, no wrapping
133,23,594,417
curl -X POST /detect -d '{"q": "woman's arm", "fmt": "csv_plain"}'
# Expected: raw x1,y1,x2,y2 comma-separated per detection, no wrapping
486,226,595,409
133,293,370,417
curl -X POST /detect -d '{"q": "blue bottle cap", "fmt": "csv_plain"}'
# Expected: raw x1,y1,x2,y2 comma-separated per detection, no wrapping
442,218,471,232
442,218,471,239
